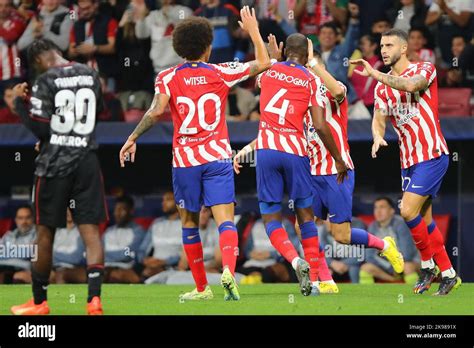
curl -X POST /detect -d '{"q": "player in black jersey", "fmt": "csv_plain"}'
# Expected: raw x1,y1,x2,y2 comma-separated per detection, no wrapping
10,39,107,315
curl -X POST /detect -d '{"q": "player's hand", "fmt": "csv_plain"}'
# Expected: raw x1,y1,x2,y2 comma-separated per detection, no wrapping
238,6,258,35
372,136,388,158
267,34,283,61
233,148,246,174
34,141,41,152
12,83,28,99
350,59,374,77
119,138,136,167
335,159,349,184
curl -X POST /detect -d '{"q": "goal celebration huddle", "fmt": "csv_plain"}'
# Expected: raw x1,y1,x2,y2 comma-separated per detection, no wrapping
9,5,461,315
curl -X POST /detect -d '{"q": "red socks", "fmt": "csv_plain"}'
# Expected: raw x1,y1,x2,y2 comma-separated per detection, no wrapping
182,228,207,292
299,221,320,281
318,248,333,282
265,221,299,263
218,222,239,274
428,222,452,272
406,215,433,261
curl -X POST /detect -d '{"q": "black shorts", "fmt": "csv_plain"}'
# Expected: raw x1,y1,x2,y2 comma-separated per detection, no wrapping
32,151,109,228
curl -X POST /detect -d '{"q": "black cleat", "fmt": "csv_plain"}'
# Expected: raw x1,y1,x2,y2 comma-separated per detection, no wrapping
433,276,462,296
413,267,438,294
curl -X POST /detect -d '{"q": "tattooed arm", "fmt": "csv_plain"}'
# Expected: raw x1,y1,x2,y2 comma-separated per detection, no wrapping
350,59,428,93
119,93,169,167
238,6,271,77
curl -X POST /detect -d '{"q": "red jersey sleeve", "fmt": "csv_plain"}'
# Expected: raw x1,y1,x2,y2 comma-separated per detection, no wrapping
154,69,173,96
213,62,251,88
415,61,436,86
309,77,325,109
374,82,388,114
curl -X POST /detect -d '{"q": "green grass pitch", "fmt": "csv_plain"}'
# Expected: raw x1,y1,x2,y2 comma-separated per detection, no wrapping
0,283,472,315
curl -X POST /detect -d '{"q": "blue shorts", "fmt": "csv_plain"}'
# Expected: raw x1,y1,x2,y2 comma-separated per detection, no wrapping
311,170,355,224
401,155,449,198
256,149,313,213
172,161,235,213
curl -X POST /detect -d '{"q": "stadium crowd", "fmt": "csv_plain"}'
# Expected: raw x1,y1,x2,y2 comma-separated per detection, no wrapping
0,0,473,124
0,194,421,285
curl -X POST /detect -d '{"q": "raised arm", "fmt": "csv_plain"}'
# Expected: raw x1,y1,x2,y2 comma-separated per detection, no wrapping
309,105,348,183
307,39,345,102
119,93,169,167
371,109,389,158
350,59,428,93
238,6,271,77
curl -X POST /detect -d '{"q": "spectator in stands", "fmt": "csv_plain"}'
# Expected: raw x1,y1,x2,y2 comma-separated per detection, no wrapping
357,0,393,35
115,5,154,115
294,0,348,43
52,209,87,283
134,0,192,73
98,73,124,121
371,16,392,35
458,35,474,88
254,0,297,42
0,83,20,123
195,0,243,63
69,0,118,81
0,205,36,284
318,217,365,283
145,206,223,284
226,85,258,122
360,197,419,285
17,0,73,52
317,2,360,104
139,191,182,280
349,34,383,116
103,195,145,283
0,0,26,101
439,36,467,87
16,0,35,22
425,0,474,64
239,218,301,284
407,27,435,64
389,0,428,33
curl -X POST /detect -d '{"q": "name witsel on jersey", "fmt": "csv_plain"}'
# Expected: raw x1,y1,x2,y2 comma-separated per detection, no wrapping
184,76,208,86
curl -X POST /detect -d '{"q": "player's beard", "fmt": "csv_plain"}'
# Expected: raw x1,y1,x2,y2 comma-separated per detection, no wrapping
385,52,401,67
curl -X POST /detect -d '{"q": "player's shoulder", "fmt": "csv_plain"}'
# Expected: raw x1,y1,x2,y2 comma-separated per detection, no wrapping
411,61,436,74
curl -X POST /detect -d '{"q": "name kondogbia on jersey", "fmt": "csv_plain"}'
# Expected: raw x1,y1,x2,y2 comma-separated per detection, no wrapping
15,63,103,178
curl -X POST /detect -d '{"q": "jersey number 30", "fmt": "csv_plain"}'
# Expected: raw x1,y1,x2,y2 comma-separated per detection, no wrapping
51,88,96,135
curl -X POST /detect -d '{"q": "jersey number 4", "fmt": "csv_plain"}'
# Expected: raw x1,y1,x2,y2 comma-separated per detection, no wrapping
51,88,96,135
177,93,221,134
264,88,289,125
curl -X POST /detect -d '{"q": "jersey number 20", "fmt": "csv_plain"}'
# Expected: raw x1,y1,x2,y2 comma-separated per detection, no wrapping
177,93,221,134
51,88,96,135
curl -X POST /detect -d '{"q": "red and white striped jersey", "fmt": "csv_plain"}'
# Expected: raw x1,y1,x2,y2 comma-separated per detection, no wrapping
305,81,354,175
155,61,250,167
256,61,324,156
0,12,25,80
374,61,449,169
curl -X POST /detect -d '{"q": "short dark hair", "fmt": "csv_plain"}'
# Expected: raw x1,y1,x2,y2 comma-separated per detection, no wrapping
372,16,390,25
173,17,213,60
285,33,308,59
375,196,395,209
16,204,33,215
27,38,60,66
116,195,134,210
382,28,408,43
452,35,468,43
319,21,339,36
